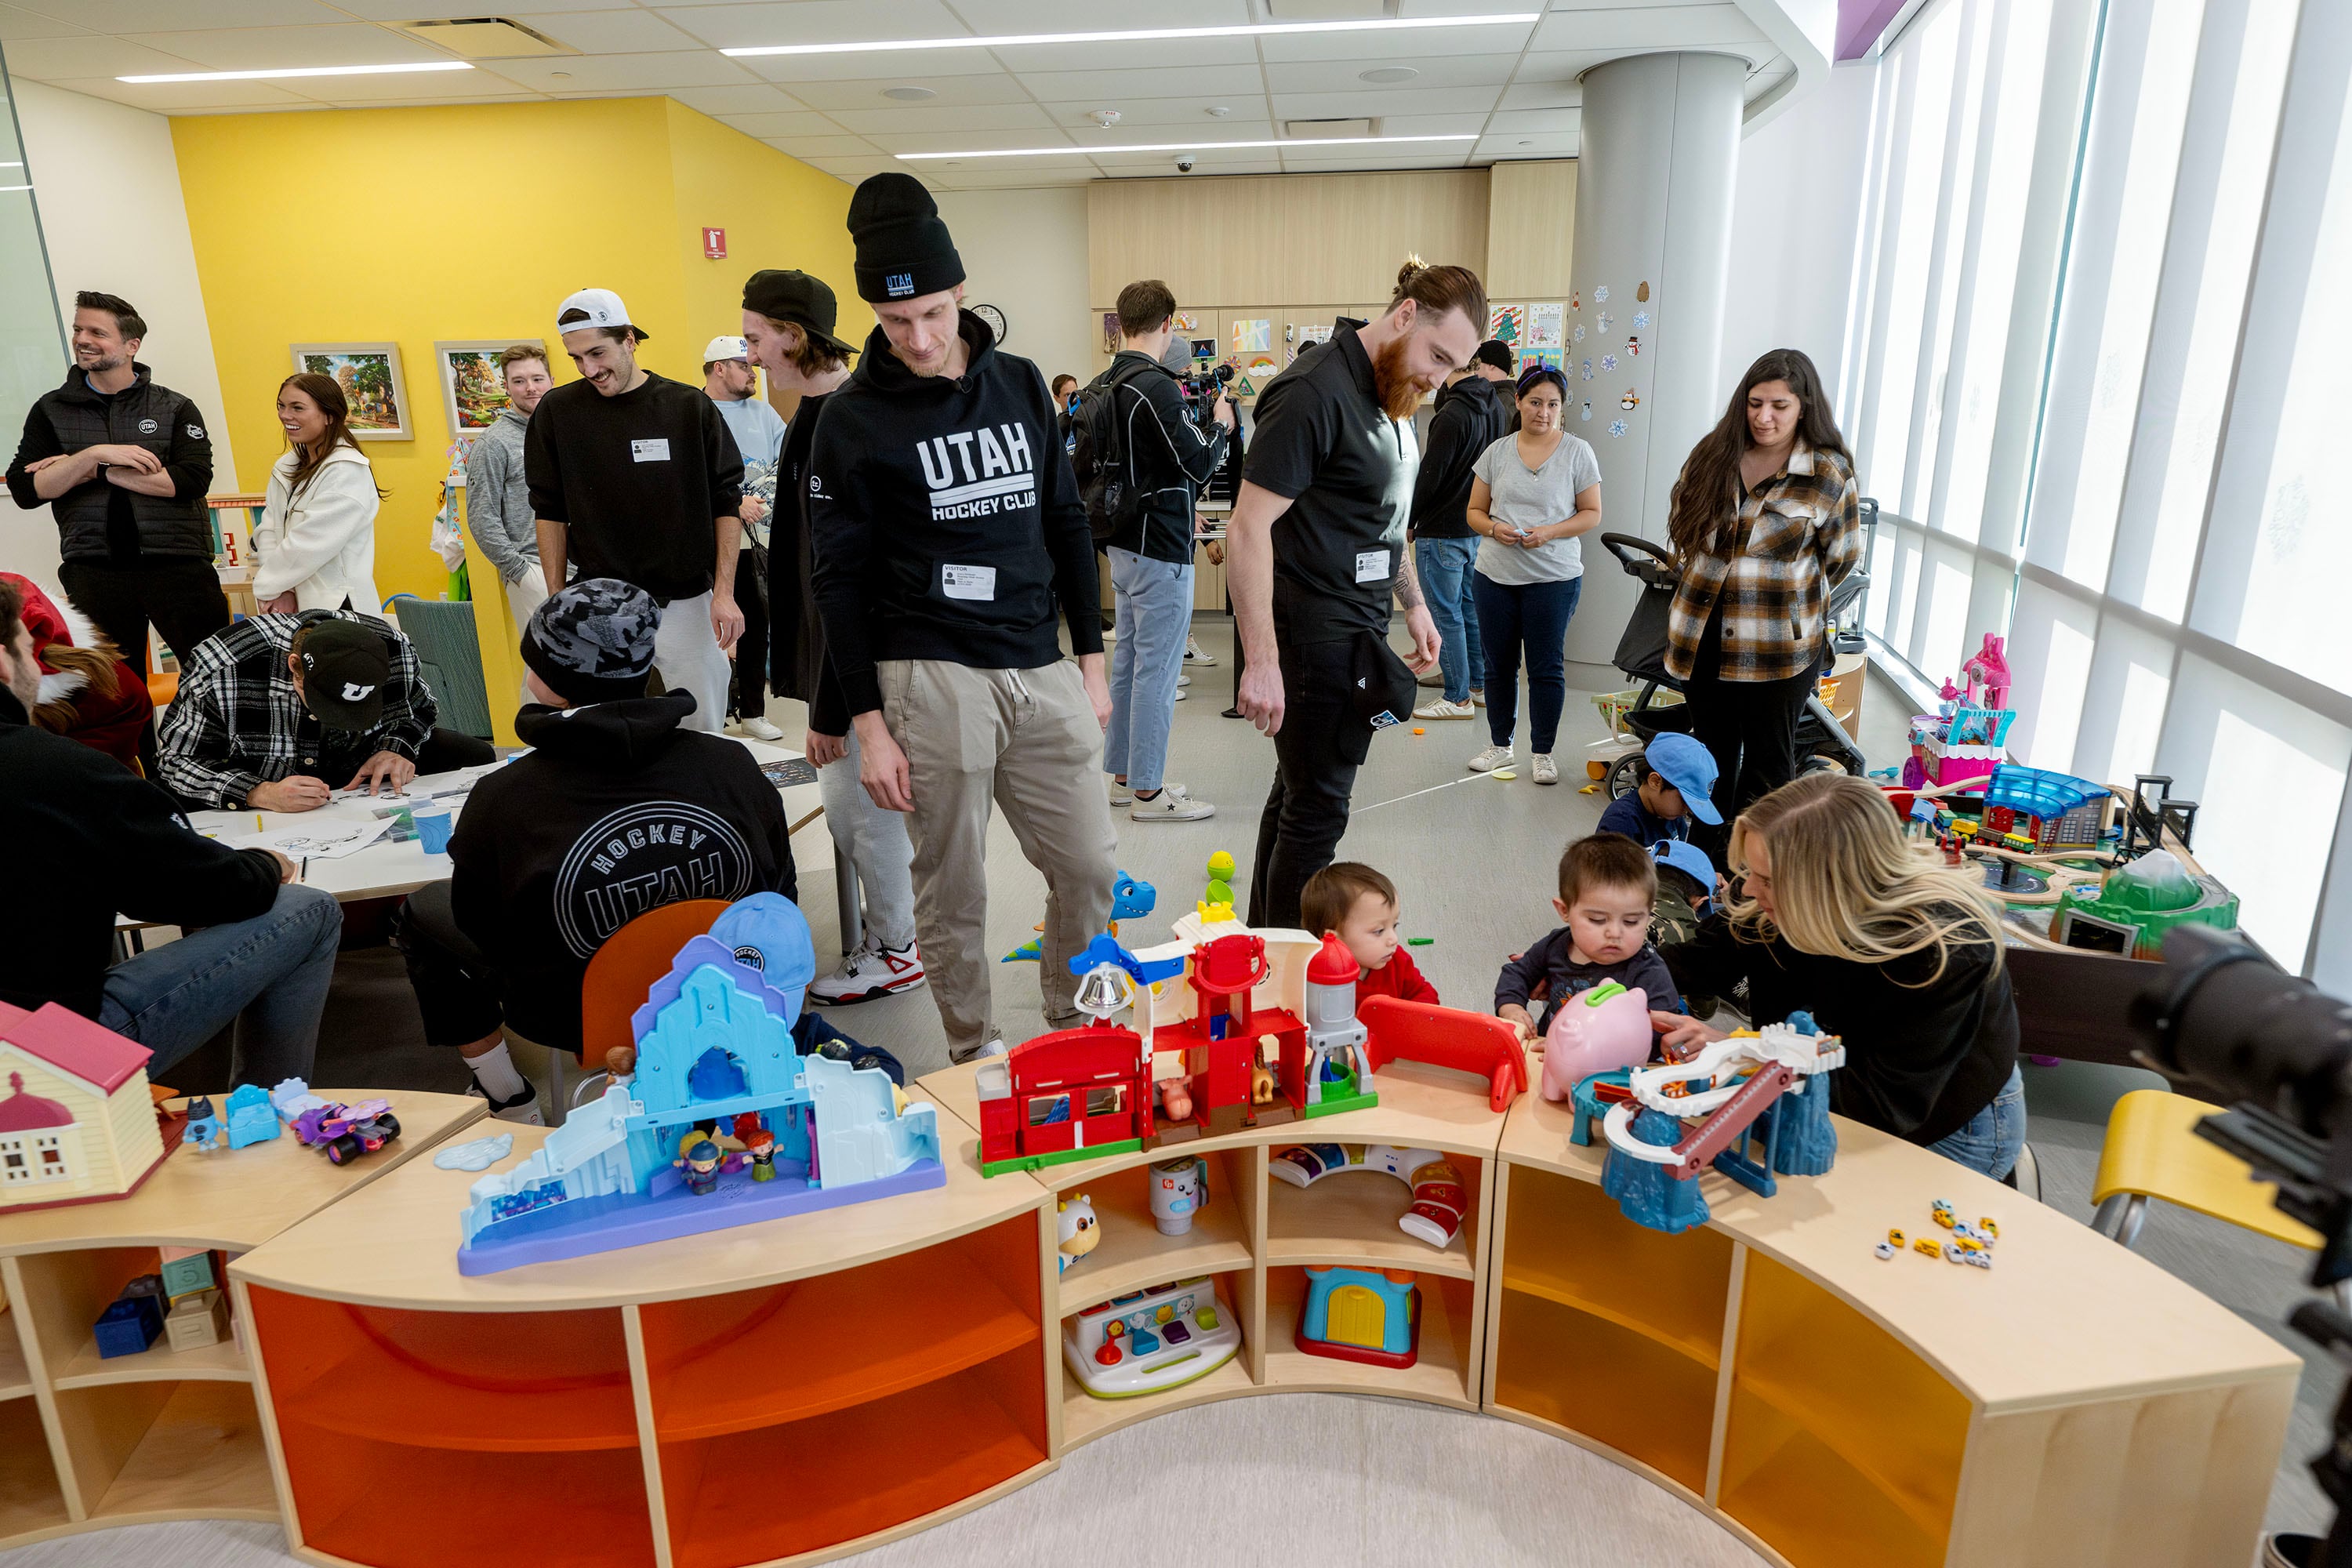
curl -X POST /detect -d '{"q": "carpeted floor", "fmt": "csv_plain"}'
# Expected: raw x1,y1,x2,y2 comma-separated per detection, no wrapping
21,618,2330,1566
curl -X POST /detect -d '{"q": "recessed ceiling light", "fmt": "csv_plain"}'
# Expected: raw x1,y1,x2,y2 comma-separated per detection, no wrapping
1359,67,1418,84
550,71,572,79
882,85,936,100
898,132,1478,161
117,60,474,85
724,15,1538,59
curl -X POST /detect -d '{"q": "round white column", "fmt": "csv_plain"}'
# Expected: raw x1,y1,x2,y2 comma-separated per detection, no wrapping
1562,51,1745,673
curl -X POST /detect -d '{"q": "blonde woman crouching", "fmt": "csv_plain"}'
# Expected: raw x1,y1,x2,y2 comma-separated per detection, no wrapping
1654,772,2025,1181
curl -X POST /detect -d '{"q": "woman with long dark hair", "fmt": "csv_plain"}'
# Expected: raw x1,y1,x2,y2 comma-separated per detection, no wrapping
1663,350,1859,837
254,372,383,614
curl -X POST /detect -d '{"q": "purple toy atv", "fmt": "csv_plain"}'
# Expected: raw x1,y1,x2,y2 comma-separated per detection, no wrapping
290,1098,401,1167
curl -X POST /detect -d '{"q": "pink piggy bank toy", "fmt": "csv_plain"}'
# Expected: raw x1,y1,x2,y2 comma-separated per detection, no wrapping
1539,981,1653,1102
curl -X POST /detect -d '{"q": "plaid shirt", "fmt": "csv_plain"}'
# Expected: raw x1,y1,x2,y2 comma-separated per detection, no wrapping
157,610,436,808
1664,441,1860,683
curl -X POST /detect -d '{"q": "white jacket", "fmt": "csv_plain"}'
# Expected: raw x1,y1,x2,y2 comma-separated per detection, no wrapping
254,442,383,612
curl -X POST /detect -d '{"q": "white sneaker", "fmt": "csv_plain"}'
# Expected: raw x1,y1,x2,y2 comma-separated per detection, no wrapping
1109,778,1134,806
1173,688,1189,701
468,1075,545,1126
1185,636,1215,666
739,716,785,742
1533,753,1559,786
1178,673,1192,687
1468,743,1515,773
810,938,926,1004
1470,688,1487,708
1414,697,1475,720
950,1033,1009,1065
1131,784,1215,822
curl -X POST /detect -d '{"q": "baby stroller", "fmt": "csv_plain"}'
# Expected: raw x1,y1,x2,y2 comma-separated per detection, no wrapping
1595,510,1875,803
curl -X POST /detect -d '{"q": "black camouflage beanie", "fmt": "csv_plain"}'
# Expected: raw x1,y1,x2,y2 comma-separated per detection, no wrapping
521,578,659,705
847,172,964,303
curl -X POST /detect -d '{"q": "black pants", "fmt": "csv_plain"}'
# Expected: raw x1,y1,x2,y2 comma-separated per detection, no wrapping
393,880,506,1049
1682,666,1817,856
1248,635,1368,931
289,727,495,787
58,555,230,678
731,547,768,721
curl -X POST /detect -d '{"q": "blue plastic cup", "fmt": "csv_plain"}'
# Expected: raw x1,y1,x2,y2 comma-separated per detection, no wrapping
412,804,455,855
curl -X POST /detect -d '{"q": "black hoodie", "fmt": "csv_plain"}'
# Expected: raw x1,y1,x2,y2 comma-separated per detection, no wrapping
0,685,281,1019
446,692,793,1047
1410,373,1508,540
806,311,1102,717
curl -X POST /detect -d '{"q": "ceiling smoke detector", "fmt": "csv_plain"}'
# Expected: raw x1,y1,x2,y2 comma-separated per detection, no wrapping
881,84,935,100
395,16,574,58
1205,105,1232,118
1359,66,1417,84
1089,108,1122,128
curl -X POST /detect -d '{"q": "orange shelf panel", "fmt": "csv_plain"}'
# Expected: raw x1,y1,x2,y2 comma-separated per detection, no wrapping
0,1397,68,1540
247,1287,638,1453
1716,1401,1947,1568
285,1432,658,1568
1501,1164,1731,1367
660,1348,1047,1568
640,1218,1040,1443
1490,1289,1717,1493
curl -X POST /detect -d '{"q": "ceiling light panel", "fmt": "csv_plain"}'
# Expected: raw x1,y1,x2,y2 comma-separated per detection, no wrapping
897,132,1479,159
720,14,1541,58
118,60,474,83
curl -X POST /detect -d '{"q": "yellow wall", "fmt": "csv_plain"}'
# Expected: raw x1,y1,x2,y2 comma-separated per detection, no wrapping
170,97,858,606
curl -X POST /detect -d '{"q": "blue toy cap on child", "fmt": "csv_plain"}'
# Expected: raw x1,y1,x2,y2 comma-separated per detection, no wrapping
1645,733,1722,824
706,893,818,999
1653,837,1717,895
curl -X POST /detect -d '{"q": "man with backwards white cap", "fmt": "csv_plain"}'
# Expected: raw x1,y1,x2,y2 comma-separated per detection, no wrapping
702,334,788,740
523,287,744,732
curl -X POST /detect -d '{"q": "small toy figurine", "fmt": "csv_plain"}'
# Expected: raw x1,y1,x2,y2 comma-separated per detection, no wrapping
1943,1240,1969,1265
184,1095,223,1152
1538,981,1652,1103
223,1083,280,1149
1149,1155,1208,1236
678,1138,722,1196
743,1128,777,1182
1980,1217,1999,1240
1875,1241,1896,1259
1888,1229,1906,1247
1932,1199,1955,1229
605,1044,637,1087
1159,1076,1194,1121
1960,1248,1992,1270
1200,849,1238,921
1913,1236,1942,1258
1057,1194,1100,1274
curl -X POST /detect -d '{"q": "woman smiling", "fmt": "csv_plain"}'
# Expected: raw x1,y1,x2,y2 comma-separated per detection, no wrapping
253,372,383,615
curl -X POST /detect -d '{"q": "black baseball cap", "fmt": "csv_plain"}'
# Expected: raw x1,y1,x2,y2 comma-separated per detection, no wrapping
295,619,390,731
740,269,859,358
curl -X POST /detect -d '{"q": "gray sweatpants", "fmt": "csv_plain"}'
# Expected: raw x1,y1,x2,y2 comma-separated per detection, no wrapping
879,658,1118,1058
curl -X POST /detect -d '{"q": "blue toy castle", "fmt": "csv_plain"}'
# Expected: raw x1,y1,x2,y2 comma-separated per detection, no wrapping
456,895,945,1275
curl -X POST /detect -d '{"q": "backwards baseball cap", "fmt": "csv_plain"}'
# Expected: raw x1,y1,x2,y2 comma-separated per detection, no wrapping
556,287,648,341
707,892,817,1002
521,578,661,706
294,619,390,731
846,172,964,304
1646,732,1723,824
1653,838,1717,899
741,269,860,358
1474,338,1515,375
700,335,748,365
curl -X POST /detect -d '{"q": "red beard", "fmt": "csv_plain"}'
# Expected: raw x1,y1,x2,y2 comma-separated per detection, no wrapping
1370,334,1427,422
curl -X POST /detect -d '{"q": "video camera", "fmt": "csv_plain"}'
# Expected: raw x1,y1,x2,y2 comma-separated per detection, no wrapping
1176,358,1234,413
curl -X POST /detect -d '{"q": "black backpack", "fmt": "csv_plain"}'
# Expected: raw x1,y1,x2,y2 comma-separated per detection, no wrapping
1072,360,1157,545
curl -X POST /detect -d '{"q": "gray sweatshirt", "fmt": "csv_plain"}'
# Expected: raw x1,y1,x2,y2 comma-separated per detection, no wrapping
463,406,536,582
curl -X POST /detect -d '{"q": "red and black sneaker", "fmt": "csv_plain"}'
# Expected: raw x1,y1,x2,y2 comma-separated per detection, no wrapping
809,938,926,1005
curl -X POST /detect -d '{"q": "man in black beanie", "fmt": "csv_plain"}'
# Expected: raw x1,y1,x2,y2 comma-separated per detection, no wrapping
393,577,795,1121
807,172,1116,1065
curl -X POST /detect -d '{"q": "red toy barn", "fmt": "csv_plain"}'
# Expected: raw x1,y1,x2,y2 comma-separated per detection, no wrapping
975,1025,1149,1171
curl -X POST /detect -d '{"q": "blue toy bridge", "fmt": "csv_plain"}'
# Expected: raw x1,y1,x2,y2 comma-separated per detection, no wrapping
1983,764,2105,822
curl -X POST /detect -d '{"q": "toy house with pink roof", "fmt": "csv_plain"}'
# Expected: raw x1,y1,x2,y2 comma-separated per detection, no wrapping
0,1002,167,1210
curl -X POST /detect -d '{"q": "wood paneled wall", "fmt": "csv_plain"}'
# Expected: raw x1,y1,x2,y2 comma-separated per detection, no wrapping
1486,160,1579,298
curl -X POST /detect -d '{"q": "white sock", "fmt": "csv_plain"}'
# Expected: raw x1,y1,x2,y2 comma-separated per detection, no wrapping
468,1040,528,1099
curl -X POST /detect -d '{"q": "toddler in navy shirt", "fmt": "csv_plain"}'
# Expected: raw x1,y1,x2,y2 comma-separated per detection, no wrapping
1496,833,1680,1041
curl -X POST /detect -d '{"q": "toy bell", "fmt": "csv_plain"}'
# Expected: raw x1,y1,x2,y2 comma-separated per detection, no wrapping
1074,962,1135,1025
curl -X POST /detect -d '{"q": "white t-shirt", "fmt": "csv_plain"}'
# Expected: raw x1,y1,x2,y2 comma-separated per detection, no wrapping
1472,430,1602,586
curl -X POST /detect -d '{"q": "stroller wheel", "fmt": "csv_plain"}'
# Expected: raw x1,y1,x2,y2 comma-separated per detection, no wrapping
1605,750,1645,800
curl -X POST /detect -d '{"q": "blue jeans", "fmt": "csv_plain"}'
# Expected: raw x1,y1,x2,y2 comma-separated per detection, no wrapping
1472,572,1582,753
1928,1065,2027,1181
100,884,342,1088
1415,536,1483,703
1105,547,1193,794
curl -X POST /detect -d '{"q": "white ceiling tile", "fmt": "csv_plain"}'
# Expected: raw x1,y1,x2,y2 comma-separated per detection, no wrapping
1255,21,1537,62
1280,150,1473,172
866,125,1079,154
947,0,1251,31
985,37,1261,74
930,167,1102,189
117,24,451,71
1476,132,1581,156
506,10,708,55
40,74,312,109
1064,115,1286,145
1529,5,1764,53
0,34,204,78
306,68,545,101
492,50,760,90
1087,143,1295,168
1483,107,1583,134
1398,0,1555,12
1270,85,1501,119
779,71,1033,108
1501,54,1610,109
325,0,640,13
1012,63,1267,101
1263,53,1519,95
1098,159,1284,178
717,109,844,136
662,82,808,113
0,5,89,41
797,152,911,176
649,1,972,51
760,132,888,157
735,46,1011,83
1036,96,1275,129
321,85,550,107
823,100,1055,133
18,0,350,26
1372,111,1497,136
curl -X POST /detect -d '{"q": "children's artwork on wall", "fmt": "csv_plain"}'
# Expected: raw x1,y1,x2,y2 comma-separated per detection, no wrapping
1528,302,1564,349
1637,280,1651,301
1231,318,1272,354
1171,311,1199,332
1245,354,1279,387
289,343,410,441
1486,303,1526,346
1525,348,1563,374
1593,284,1610,303
1632,310,1651,330
434,340,540,438
1102,312,1120,355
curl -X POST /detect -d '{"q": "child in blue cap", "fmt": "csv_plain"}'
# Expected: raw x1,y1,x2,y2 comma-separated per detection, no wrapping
1646,839,1721,1017
1598,731,1722,845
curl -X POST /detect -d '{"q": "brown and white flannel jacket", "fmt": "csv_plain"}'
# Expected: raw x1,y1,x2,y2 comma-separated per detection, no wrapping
1664,441,1861,684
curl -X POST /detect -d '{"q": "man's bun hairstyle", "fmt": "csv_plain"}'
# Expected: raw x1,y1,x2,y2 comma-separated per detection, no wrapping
1388,255,1487,338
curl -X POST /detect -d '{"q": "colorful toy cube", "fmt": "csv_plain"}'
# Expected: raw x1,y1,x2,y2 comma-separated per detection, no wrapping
158,1248,215,1301
165,1290,230,1352
93,1286,165,1358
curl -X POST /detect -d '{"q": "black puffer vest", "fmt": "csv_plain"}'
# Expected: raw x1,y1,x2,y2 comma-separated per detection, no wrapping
33,363,212,558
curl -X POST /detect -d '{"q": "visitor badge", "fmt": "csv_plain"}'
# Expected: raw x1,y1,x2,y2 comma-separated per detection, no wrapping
942,564,996,601
631,438,670,463
1354,549,1391,584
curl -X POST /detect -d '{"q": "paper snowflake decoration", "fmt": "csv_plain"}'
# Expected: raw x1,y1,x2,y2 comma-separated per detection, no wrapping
1571,325,1585,343
1601,354,1618,372
1633,310,1651,329
1610,419,1628,437
1594,285,1610,303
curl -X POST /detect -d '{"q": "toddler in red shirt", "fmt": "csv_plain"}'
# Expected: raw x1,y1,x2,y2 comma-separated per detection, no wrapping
1298,861,1438,1007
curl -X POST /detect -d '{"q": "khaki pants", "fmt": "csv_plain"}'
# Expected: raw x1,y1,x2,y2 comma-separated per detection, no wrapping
880,659,1117,1058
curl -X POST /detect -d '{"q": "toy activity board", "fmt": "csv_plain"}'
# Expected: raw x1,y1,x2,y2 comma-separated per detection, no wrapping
1064,1276,1242,1398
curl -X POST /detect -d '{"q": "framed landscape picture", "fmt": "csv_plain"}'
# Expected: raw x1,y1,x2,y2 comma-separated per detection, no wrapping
434,339,542,437
289,343,410,441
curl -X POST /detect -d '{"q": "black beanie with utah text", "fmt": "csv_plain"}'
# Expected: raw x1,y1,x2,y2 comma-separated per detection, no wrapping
847,172,965,305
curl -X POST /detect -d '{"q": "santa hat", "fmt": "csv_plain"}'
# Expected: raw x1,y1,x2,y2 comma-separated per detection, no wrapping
1,573,114,709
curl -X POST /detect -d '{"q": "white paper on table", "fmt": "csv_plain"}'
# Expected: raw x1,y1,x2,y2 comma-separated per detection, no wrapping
337,759,507,805
223,818,393,860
